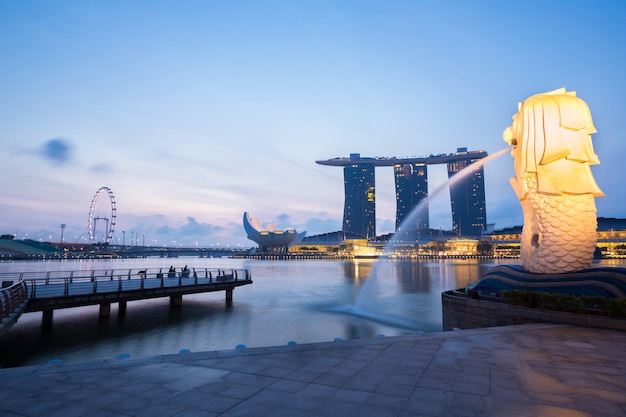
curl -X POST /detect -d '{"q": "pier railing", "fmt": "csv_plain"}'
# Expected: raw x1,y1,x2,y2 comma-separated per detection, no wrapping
0,267,252,299
0,267,252,333
0,280,29,336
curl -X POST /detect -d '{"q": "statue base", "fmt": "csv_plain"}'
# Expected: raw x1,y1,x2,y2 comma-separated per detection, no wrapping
468,265,626,298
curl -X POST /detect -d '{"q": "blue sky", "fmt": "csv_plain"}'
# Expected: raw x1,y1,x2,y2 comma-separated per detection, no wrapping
1,1,625,248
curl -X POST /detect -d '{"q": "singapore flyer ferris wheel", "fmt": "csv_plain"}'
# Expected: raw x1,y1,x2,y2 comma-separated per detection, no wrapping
88,186,117,244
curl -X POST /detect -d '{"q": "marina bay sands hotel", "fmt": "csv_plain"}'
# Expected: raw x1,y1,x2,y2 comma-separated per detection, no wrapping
316,147,488,239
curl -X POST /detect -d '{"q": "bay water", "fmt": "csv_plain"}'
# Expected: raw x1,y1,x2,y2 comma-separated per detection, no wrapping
2,257,514,367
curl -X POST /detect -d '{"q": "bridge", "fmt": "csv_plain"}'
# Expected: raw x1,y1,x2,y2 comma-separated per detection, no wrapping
54,244,250,259
0,267,252,335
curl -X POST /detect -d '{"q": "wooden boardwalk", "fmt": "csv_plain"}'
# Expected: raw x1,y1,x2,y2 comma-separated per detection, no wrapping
0,267,252,332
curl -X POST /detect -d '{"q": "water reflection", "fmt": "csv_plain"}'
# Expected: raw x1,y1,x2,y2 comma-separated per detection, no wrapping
0,257,511,367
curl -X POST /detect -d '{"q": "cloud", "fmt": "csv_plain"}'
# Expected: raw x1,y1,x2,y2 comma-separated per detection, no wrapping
301,217,342,236
276,213,290,224
90,163,113,173
376,218,395,235
180,217,225,235
257,213,343,237
39,138,72,165
150,216,243,245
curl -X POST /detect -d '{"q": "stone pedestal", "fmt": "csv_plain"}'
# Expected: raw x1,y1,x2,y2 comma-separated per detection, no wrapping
469,265,626,298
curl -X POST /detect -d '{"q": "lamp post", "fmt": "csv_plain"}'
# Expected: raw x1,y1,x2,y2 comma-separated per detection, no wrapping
122,230,125,251
60,224,65,245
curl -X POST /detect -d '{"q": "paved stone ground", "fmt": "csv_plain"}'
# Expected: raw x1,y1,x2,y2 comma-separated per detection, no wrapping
1,323,625,416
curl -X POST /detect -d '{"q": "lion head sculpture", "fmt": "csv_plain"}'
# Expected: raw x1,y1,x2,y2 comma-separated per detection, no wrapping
503,88,603,199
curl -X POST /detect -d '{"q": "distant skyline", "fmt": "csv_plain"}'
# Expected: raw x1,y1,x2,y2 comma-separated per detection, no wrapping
2,1,625,247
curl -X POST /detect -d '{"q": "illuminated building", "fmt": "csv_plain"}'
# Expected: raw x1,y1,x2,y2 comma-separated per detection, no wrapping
317,148,488,239
489,218,626,259
447,148,487,237
394,163,428,230
243,212,305,253
342,155,376,238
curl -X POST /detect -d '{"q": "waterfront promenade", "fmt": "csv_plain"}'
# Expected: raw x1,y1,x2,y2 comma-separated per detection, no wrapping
1,323,624,416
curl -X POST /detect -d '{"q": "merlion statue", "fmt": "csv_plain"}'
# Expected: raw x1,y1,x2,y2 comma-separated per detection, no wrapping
503,88,604,274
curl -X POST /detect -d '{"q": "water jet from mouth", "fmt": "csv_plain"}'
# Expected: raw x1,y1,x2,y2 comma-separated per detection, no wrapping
344,147,513,329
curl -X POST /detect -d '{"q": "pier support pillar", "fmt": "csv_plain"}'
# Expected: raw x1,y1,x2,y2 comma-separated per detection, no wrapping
42,310,53,328
170,295,183,306
226,289,233,305
118,301,127,316
99,303,111,318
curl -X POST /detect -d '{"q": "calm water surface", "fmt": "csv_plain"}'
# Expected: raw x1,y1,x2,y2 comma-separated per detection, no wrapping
1,257,517,367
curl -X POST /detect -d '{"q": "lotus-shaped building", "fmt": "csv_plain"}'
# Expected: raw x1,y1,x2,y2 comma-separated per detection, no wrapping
243,212,305,252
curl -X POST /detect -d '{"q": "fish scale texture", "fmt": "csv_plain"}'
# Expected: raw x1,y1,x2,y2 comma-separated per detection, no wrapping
521,176,597,274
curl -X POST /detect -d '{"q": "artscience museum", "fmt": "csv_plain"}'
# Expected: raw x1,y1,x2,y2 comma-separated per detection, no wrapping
243,212,305,252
